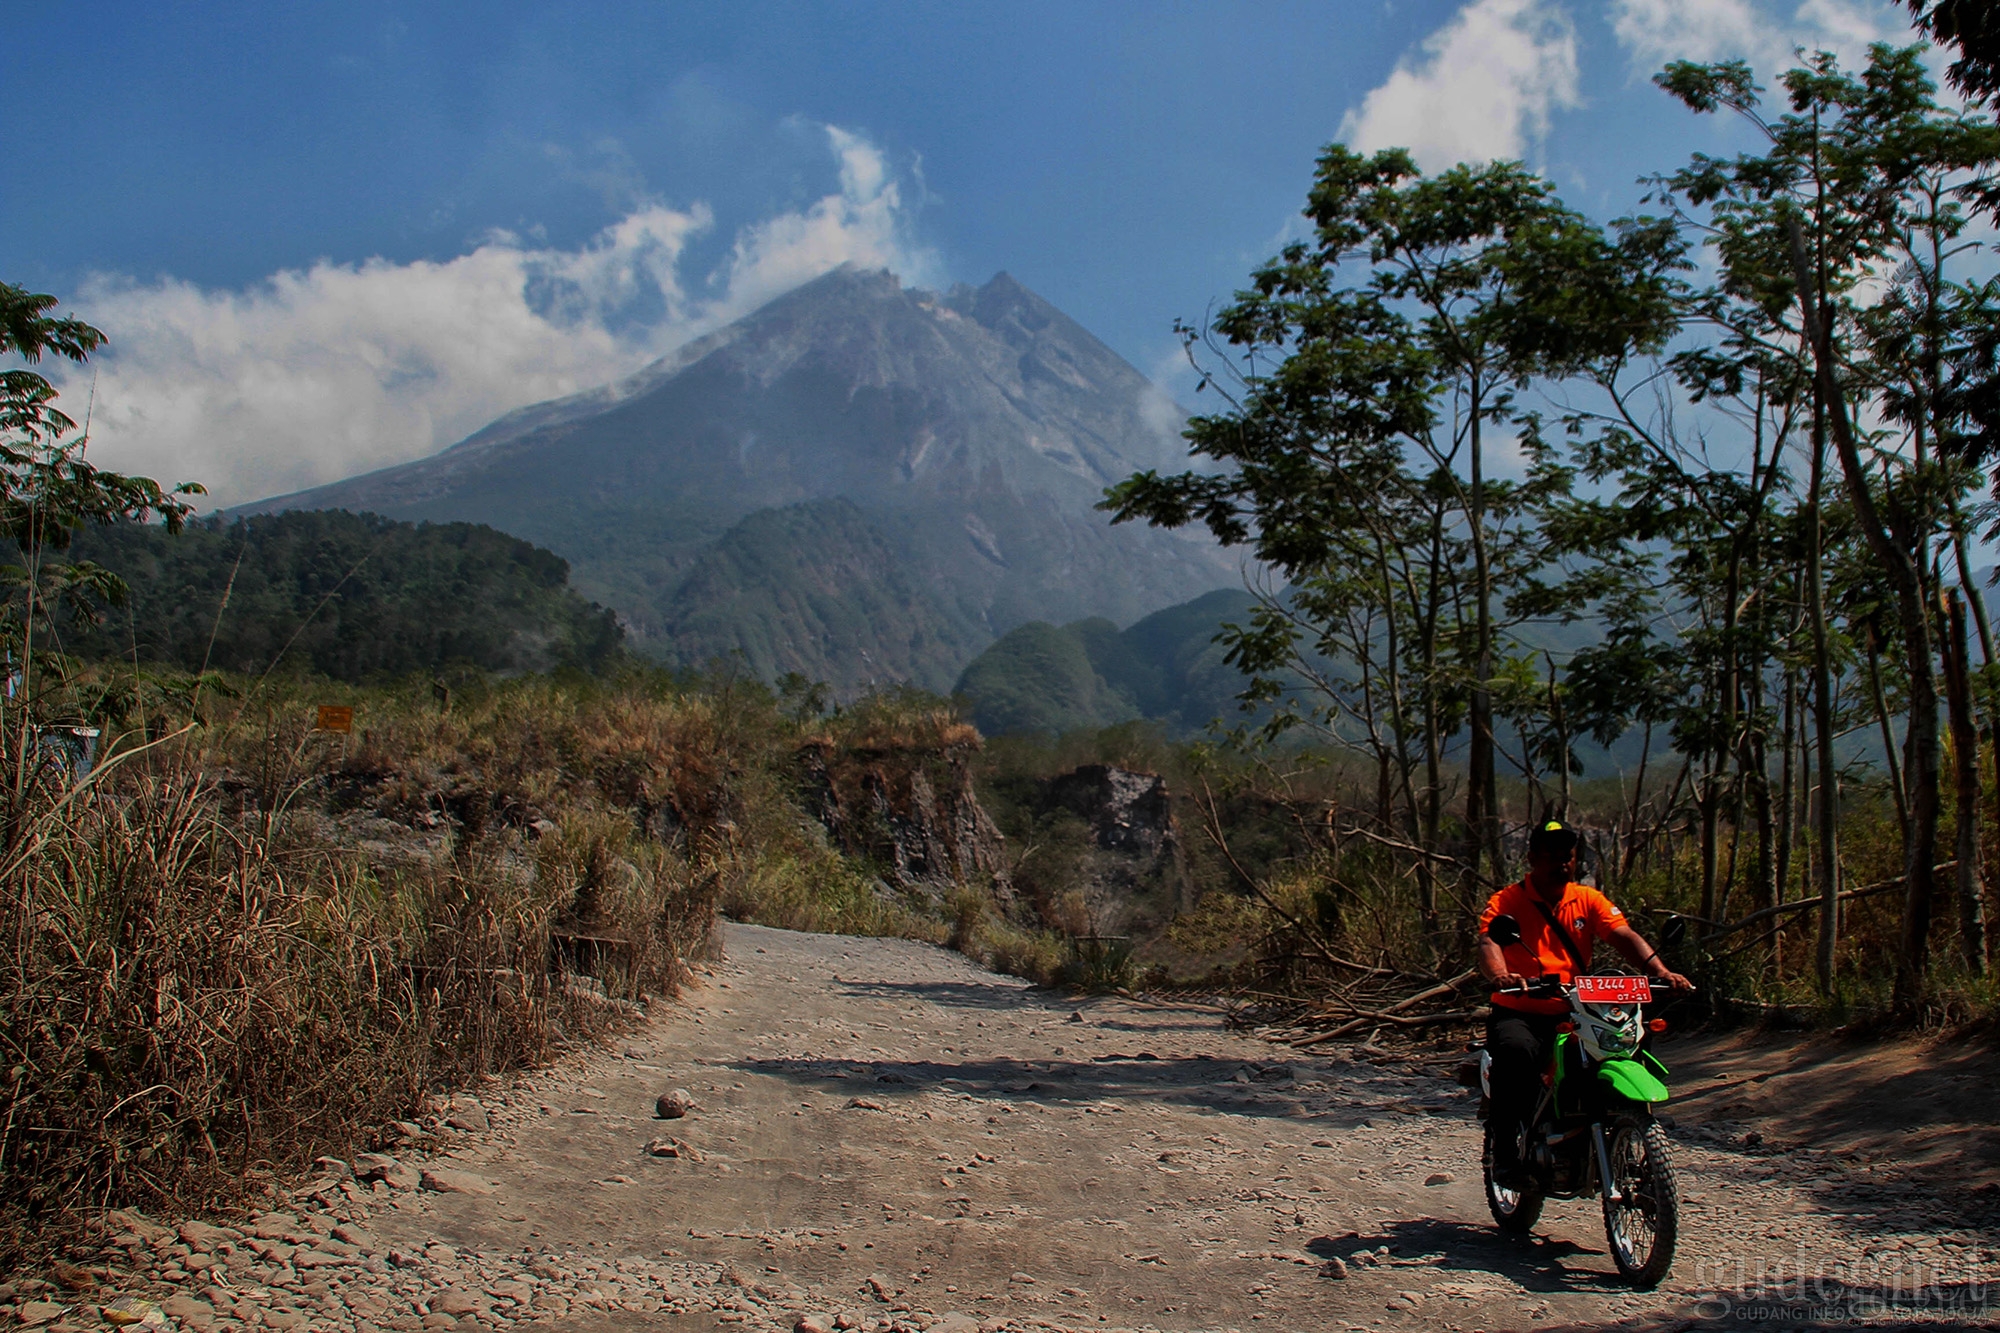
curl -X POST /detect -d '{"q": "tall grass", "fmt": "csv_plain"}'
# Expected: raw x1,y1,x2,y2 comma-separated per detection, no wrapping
0,670,788,1256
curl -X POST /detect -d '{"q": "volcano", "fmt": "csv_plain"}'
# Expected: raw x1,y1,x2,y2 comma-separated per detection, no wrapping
248,265,1236,691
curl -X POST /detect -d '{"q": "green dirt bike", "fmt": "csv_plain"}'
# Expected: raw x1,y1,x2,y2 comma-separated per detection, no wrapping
1462,914,1682,1287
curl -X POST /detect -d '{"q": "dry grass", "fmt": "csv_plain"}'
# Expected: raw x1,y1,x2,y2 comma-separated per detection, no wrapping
0,669,1112,1256
0,672,770,1257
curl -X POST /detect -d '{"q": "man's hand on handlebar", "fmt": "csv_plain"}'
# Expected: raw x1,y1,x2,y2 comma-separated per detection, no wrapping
1657,970,1697,993
1487,972,1534,992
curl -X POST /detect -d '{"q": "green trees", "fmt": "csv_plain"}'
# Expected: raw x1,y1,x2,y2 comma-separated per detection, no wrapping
1657,46,2000,1002
1113,37,2000,1010
1106,149,1679,931
64,511,626,683
0,283,201,831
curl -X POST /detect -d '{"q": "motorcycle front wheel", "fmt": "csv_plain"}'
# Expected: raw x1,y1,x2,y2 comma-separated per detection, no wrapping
1601,1118,1679,1286
1482,1121,1543,1233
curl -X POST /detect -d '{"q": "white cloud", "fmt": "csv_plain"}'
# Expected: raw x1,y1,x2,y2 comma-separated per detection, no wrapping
716,126,937,315
56,125,937,508
1339,0,1582,171
1608,0,1902,77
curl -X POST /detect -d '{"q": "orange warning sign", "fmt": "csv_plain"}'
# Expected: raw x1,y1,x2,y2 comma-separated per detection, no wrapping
315,705,354,733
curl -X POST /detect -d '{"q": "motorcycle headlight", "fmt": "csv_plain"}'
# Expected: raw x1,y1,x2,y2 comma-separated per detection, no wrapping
1593,1007,1637,1053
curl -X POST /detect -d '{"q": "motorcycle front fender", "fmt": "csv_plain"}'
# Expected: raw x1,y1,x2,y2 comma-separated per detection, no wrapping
1596,1056,1670,1105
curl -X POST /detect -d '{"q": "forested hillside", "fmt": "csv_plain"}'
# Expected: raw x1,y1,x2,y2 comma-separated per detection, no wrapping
953,589,1262,735
62,510,624,681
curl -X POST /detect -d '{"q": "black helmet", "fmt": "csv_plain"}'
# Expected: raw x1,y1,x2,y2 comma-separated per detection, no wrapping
1527,818,1580,856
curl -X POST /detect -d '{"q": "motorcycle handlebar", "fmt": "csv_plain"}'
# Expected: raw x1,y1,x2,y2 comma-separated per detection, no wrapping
1494,974,1567,998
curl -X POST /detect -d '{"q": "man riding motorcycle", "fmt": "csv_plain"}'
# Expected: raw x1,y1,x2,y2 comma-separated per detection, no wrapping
1476,819,1694,1188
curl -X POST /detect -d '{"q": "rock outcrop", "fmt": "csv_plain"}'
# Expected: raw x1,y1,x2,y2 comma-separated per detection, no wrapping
799,726,1008,901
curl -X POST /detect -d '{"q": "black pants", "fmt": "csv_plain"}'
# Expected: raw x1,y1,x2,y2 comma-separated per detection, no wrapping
1486,1008,1562,1166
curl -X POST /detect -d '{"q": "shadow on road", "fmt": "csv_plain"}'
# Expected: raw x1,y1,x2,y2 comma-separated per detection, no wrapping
733,1051,1407,1129
1309,1218,1630,1297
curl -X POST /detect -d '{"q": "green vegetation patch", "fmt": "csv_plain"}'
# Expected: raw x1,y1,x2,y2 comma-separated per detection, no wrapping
62,509,624,682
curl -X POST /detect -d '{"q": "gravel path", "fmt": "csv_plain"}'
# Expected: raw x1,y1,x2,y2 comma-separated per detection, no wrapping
23,922,2000,1333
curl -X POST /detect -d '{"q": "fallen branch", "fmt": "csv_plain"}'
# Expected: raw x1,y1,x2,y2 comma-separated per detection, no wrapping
1290,968,1480,1046
1694,864,1950,945
1292,1007,1485,1045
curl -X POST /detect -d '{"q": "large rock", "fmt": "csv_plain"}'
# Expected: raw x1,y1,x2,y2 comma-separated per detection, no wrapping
799,722,1008,901
1042,765,1178,860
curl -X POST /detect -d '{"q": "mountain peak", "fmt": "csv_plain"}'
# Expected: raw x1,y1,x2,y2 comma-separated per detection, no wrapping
242,261,1233,691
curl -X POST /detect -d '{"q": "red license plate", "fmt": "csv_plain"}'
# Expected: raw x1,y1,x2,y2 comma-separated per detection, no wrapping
1576,975,1652,1003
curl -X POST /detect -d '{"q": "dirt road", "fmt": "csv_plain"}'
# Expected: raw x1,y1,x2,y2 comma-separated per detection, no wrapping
59,923,2000,1333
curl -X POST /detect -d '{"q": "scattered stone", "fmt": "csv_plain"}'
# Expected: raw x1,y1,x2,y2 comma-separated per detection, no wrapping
646,1137,702,1160
312,1156,354,1179
930,1315,978,1333
430,1291,487,1316
17,1301,66,1327
529,818,559,839
249,1213,298,1240
1067,1011,1084,1023
1312,1139,1336,1148
420,1168,497,1195
1321,1258,1349,1280
175,1221,235,1251
352,1153,398,1180
391,1121,424,1140
796,1317,832,1333
107,1211,171,1244
655,1089,697,1119
847,1098,886,1111
159,1295,215,1323
1424,1172,1453,1186
445,1099,489,1132
1008,1272,1036,1285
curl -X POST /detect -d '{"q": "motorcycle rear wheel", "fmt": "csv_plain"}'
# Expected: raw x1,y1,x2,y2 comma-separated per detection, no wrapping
1482,1121,1543,1233
1601,1118,1678,1287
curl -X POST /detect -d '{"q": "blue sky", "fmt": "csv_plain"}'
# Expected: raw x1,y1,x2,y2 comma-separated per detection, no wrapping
4,0,1919,504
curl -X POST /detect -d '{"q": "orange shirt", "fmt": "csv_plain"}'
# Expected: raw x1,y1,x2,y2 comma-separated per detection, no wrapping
1480,879,1630,1014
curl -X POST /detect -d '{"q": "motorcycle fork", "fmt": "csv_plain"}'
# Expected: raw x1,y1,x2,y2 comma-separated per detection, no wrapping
1589,1122,1616,1201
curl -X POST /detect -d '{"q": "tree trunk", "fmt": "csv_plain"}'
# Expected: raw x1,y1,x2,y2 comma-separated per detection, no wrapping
1944,589,1987,973
1776,667,1797,909
1467,378,1499,884
1862,623,1910,836
1807,397,1841,996
1698,763,1719,924
1790,220,1940,1010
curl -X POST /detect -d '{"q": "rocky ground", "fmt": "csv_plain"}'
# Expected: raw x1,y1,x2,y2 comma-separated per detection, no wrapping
9,921,2000,1333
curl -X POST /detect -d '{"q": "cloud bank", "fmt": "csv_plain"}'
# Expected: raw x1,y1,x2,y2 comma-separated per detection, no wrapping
60,126,936,508
1339,0,1582,172
1608,0,1901,77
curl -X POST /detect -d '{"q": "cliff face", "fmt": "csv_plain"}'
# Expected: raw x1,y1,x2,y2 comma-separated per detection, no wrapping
799,725,1008,901
245,266,1239,693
